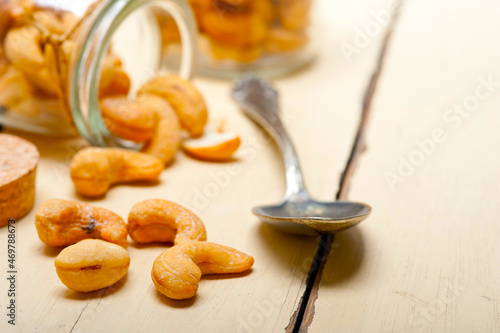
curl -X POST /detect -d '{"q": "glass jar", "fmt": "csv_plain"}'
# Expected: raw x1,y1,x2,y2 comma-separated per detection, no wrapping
0,0,197,147
157,0,315,78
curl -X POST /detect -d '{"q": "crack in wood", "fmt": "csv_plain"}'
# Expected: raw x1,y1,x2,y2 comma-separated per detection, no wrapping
69,302,90,333
69,289,107,332
285,234,334,333
285,2,405,332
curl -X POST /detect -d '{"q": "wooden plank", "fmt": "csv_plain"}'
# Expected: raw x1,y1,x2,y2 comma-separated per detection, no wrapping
0,102,318,333
308,0,500,331
0,1,388,331
288,0,404,330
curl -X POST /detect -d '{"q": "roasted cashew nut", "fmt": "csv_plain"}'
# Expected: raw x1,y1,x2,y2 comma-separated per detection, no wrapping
4,26,45,75
55,239,130,292
100,96,155,143
0,66,39,116
4,26,62,97
35,199,128,248
152,241,254,300
127,199,207,245
138,94,182,165
278,0,311,31
70,147,164,198
196,2,269,48
137,75,208,138
99,54,131,98
182,122,241,162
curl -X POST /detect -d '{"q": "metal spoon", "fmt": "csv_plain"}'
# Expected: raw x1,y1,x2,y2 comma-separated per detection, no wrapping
231,74,372,236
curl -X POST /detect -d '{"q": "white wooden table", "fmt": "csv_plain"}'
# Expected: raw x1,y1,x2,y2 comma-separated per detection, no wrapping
1,0,499,332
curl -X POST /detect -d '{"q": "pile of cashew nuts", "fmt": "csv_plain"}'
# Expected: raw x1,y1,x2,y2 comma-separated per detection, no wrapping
0,0,241,183
36,198,254,300
158,0,311,63
3,0,254,302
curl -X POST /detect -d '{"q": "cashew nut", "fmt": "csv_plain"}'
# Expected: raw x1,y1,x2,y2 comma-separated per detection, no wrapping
35,199,128,248
152,241,254,299
182,123,241,162
127,199,207,245
0,66,41,117
70,147,164,198
197,3,269,48
4,25,45,75
99,54,131,98
278,0,311,31
138,94,182,164
137,75,208,138
100,96,155,143
32,9,66,35
55,239,130,292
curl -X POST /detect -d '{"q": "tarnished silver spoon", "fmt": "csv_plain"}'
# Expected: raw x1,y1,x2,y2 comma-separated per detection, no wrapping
231,74,372,235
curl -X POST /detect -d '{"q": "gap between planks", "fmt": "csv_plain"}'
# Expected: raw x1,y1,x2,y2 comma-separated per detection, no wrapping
285,2,405,332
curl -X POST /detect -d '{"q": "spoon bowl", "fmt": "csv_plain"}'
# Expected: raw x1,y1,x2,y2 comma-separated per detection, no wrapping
232,74,372,235
253,198,372,235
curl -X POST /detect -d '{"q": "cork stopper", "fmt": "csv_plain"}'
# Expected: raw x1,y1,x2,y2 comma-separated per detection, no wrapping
0,133,39,225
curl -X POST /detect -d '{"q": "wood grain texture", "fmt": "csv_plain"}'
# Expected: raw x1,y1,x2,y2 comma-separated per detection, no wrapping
0,1,382,331
1,0,496,331
288,0,403,331
308,0,500,332
0,104,317,333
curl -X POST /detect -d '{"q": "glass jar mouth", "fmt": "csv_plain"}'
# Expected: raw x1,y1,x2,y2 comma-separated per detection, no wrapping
69,0,197,147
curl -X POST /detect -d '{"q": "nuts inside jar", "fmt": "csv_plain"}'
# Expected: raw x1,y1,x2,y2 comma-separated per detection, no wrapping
157,0,312,64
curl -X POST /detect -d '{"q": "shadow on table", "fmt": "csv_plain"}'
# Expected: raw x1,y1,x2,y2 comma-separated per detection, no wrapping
256,221,365,286
74,180,162,202
153,270,253,308
155,292,197,308
256,222,319,273
319,227,365,287
43,245,64,257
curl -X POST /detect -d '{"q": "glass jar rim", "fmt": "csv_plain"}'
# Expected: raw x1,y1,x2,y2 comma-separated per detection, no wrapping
68,0,197,147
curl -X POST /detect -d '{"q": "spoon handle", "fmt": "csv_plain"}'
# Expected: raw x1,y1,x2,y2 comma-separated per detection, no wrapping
232,75,307,199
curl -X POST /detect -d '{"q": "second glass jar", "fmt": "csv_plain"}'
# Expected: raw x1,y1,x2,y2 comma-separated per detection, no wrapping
157,0,315,78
